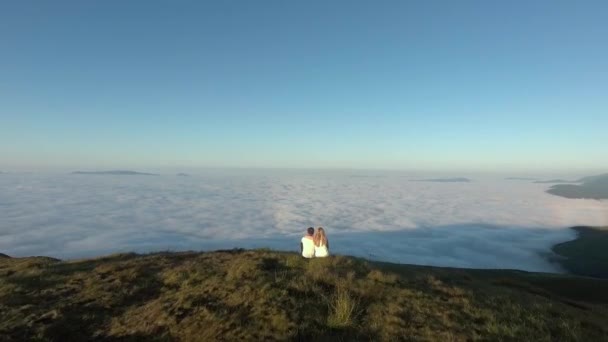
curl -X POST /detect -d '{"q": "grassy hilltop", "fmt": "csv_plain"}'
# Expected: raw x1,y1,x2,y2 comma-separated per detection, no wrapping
1,249,608,341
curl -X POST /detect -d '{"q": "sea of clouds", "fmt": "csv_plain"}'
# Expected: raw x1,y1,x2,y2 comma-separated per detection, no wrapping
1,170,607,273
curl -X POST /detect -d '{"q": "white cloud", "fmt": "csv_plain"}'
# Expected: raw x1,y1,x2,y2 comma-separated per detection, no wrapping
1,171,607,272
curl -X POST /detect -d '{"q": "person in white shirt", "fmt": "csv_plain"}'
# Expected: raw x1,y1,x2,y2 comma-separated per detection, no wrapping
301,227,315,258
313,227,329,257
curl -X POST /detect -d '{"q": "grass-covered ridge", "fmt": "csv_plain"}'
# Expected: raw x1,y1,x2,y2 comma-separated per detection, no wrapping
553,226,608,279
1,250,608,341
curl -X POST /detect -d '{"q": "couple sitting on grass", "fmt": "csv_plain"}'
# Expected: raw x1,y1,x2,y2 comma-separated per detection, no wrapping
301,226,329,258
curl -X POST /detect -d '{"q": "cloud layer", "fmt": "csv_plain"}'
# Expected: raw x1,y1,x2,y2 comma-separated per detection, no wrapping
1,171,607,272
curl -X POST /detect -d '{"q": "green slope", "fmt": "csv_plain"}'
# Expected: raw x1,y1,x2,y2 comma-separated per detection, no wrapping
553,226,608,278
1,250,607,341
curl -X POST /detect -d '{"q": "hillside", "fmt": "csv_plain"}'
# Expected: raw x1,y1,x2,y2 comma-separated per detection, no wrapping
546,173,608,199
1,250,608,341
553,226,608,278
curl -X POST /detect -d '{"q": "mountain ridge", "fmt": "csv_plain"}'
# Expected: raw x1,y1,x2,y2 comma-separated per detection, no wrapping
2,243,607,340
72,170,158,176
547,173,608,199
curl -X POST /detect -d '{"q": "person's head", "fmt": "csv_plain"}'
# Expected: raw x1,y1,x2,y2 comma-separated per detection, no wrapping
313,227,327,246
307,227,315,236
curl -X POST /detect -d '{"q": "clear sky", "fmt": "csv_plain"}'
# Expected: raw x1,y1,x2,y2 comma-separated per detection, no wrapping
1,1,607,171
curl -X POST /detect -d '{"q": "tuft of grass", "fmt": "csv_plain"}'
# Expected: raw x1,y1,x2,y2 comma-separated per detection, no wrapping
327,284,359,328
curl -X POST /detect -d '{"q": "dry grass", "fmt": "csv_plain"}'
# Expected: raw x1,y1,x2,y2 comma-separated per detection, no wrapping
327,284,359,328
1,249,608,341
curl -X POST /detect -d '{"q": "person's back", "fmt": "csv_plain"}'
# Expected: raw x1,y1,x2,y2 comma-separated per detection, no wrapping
314,243,329,257
301,227,315,258
313,227,329,258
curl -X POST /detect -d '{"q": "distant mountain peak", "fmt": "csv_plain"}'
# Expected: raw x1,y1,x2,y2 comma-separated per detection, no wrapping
411,177,471,183
534,179,578,184
546,173,608,199
72,170,158,176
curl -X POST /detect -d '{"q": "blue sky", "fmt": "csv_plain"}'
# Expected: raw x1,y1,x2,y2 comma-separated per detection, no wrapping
1,1,607,171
